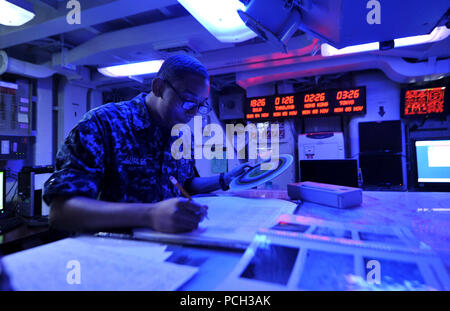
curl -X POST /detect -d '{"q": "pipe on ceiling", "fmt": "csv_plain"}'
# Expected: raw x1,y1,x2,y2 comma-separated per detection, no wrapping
0,50,56,78
236,54,450,88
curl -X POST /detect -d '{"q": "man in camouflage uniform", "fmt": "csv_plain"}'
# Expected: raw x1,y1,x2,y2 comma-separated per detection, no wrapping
44,55,248,233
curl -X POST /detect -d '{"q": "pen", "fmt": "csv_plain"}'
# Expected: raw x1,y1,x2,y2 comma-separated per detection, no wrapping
169,176,192,201
169,176,208,219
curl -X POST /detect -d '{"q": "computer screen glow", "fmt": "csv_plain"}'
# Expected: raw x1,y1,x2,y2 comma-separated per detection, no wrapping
416,140,450,183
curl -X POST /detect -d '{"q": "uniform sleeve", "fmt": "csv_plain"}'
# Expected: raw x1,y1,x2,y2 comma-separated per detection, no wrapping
43,114,106,206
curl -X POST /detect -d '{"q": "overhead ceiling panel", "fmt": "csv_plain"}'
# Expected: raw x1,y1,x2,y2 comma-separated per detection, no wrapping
298,0,449,48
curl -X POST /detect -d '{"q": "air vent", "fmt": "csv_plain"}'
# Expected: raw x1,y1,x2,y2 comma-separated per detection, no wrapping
157,45,199,56
153,39,200,56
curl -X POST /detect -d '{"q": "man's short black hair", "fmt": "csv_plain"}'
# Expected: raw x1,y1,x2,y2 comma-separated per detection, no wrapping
156,54,209,83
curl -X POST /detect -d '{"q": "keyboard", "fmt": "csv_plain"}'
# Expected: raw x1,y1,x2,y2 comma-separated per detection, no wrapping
0,216,25,234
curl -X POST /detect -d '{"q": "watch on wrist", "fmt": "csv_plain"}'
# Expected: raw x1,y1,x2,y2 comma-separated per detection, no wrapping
219,173,230,191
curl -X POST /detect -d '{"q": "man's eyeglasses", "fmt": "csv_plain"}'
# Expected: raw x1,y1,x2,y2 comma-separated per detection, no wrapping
164,80,211,115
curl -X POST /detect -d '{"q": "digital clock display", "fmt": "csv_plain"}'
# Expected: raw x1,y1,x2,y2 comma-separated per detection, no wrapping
245,87,366,120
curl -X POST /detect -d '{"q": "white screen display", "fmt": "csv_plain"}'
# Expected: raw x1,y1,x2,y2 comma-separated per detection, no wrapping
34,173,52,216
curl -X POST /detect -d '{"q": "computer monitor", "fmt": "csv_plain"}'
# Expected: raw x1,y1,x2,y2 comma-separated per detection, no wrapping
33,172,53,217
18,166,54,217
299,159,359,188
0,170,4,214
359,154,403,188
414,139,450,191
359,120,403,153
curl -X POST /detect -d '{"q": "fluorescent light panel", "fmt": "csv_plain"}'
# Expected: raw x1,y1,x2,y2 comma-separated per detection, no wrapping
321,26,450,57
0,0,35,26
177,0,257,43
321,42,380,57
98,60,165,78
394,26,450,47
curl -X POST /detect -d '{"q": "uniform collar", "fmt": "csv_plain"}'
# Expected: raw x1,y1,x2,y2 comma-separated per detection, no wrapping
129,93,176,140
129,92,152,131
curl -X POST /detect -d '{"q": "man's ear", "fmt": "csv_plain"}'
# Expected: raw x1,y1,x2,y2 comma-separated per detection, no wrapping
151,77,165,98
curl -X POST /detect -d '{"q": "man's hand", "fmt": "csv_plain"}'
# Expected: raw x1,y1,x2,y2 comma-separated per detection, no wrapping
224,162,252,184
148,198,209,233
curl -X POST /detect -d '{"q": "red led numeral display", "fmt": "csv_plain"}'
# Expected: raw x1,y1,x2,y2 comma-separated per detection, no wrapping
250,98,266,107
304,93,325,103
275,96,294,105
336,89,360,100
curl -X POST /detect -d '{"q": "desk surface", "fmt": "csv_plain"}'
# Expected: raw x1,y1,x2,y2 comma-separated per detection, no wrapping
228,190,450,264
2,190,450,290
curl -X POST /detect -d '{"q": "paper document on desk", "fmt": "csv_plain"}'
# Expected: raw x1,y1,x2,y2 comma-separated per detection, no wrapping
133,196,298,250
3,238,198,291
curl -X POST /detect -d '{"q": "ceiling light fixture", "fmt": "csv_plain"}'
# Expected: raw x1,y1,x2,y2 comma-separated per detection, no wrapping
98,60,165,78
0,0,35,26
177,0,257,43
321,26,450,57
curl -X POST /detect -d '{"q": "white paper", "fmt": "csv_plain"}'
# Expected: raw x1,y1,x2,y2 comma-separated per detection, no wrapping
3,237,197,291
134,196,297,248
76,235,173,262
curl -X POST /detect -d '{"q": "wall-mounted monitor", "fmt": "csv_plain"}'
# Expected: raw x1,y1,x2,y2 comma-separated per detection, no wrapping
359,154,404,188
414,139,450,191
359,120,403,153
245,86,366,121
401,80,448,118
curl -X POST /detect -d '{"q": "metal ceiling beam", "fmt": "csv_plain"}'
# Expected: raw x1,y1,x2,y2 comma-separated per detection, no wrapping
198,36,319,76
29,0,58,11
0,0,178,49
50,16,229,66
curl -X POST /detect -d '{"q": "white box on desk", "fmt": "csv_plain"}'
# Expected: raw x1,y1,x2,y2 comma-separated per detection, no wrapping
287,181,362,209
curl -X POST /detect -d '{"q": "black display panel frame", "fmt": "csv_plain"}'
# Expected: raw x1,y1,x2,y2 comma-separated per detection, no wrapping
410,137,450,192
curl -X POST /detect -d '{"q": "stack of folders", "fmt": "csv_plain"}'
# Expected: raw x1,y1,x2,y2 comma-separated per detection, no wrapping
217,214,450,291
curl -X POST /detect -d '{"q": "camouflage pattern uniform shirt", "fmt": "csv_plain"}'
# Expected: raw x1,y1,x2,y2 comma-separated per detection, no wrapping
44,93,194,205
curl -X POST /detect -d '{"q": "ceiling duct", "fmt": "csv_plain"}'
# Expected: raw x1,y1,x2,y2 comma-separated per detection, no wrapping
0,50,55,78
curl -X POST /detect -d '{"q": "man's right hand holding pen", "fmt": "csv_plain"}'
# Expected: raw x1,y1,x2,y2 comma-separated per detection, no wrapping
148,197,208,233
169,176,208,219
138,176,207,234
